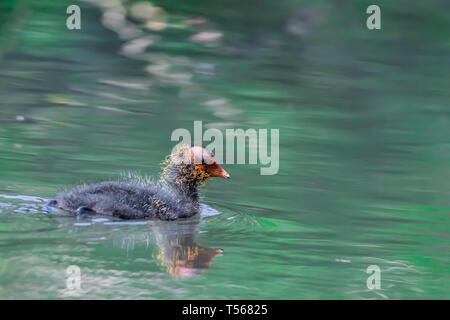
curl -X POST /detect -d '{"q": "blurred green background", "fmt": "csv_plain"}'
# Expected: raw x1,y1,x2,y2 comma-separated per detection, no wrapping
0,0,449,299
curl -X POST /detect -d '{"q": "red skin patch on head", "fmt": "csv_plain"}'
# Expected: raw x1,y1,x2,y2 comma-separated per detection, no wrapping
189,146,230,178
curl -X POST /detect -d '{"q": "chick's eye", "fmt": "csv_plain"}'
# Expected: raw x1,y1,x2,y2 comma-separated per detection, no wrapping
202,157,213,165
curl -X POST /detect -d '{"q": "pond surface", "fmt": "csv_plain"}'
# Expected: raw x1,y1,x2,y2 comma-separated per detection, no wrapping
0,0,449,299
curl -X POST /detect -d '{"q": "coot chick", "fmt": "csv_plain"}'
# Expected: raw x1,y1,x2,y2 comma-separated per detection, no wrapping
48,145,230,220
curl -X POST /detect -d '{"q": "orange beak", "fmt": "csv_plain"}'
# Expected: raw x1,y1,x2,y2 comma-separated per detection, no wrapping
189,146,230,179
200,162,230,179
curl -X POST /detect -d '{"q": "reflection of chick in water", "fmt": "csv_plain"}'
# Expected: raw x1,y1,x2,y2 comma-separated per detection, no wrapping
153,218,223,278
157,237,223,278
57,206,222,278
50,201,222,278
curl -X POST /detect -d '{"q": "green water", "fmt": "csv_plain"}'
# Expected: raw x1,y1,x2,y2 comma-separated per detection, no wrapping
0,0,449,299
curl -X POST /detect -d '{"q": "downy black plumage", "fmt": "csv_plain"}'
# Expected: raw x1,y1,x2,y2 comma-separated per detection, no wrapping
48,145,230,220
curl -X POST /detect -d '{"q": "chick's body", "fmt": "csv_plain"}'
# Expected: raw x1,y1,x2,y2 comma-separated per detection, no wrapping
55,180,199,220
49,145,229,220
